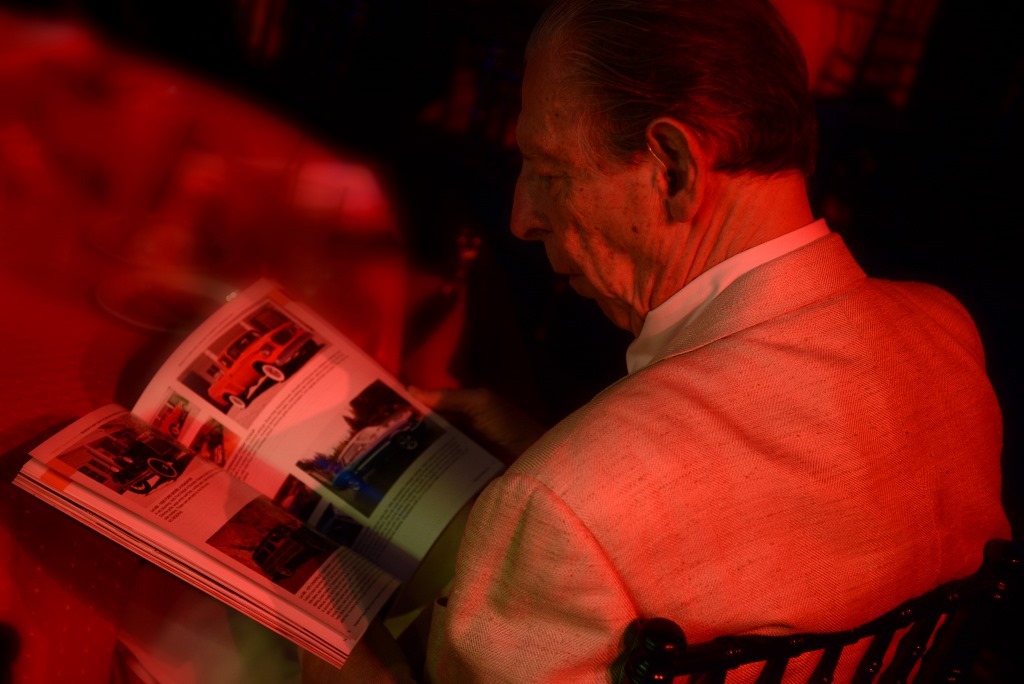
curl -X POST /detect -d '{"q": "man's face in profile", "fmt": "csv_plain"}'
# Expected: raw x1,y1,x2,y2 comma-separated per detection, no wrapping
509,48,667,333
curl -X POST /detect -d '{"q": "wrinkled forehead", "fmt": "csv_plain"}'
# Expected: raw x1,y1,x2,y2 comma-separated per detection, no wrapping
517,49,591,162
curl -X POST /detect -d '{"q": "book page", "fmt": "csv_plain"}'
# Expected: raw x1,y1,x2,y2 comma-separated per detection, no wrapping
131,280,502,580
16,405,399,666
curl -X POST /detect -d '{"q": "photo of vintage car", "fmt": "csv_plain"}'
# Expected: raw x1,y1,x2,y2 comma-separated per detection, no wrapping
153,401,188,437
86,429,191,495
252,523,333,582
330,408,419,490
207,321,316,409
295,380,444,517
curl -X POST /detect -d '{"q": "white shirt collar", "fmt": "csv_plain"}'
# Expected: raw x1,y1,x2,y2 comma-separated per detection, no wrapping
626,219,831,374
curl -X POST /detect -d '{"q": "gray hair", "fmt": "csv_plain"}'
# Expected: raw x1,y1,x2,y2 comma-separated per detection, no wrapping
526,0,818,176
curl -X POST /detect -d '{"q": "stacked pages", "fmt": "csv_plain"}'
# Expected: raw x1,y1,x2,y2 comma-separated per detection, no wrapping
15,280,502,667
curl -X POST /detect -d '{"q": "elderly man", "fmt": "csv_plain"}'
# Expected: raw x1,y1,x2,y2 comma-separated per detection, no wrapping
307,0,1010,682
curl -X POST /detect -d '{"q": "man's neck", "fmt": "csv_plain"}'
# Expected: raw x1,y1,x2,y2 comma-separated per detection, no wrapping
643,171,814,320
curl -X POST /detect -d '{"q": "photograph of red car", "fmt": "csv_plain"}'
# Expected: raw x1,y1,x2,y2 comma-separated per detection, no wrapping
151,393,191,438
179,303,323,422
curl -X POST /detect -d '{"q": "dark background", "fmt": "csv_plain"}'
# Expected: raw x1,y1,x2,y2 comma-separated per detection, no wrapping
3,0,1021,537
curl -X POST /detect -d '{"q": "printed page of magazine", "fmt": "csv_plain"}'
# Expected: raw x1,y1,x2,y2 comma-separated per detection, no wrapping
14,404,399,667
131,279,503,581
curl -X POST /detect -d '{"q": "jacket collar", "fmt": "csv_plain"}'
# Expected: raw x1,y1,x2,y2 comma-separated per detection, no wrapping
648,233,866,365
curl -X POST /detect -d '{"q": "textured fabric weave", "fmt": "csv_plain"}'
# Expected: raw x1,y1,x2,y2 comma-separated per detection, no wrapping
427,234,1010,683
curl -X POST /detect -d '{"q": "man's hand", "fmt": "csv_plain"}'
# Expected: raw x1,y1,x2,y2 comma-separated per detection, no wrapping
410,388,546,466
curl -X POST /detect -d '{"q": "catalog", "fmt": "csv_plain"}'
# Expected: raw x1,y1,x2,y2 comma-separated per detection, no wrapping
14,279,503,667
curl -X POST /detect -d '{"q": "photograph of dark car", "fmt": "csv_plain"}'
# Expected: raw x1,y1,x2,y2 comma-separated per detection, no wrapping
104,432,189,494
296,380,443,516
252,523,333,582
78,426,193,496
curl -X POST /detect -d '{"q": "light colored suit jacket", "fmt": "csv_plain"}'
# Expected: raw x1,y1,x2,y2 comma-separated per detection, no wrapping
426,234,1010,683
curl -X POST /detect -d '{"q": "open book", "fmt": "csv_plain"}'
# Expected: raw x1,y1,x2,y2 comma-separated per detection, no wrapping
13,279,503,667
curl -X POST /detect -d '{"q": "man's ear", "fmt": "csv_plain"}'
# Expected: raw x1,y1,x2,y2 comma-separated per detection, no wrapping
646,118,704,223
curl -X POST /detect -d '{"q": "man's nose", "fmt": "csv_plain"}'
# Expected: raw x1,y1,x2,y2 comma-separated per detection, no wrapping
510,176,542,241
